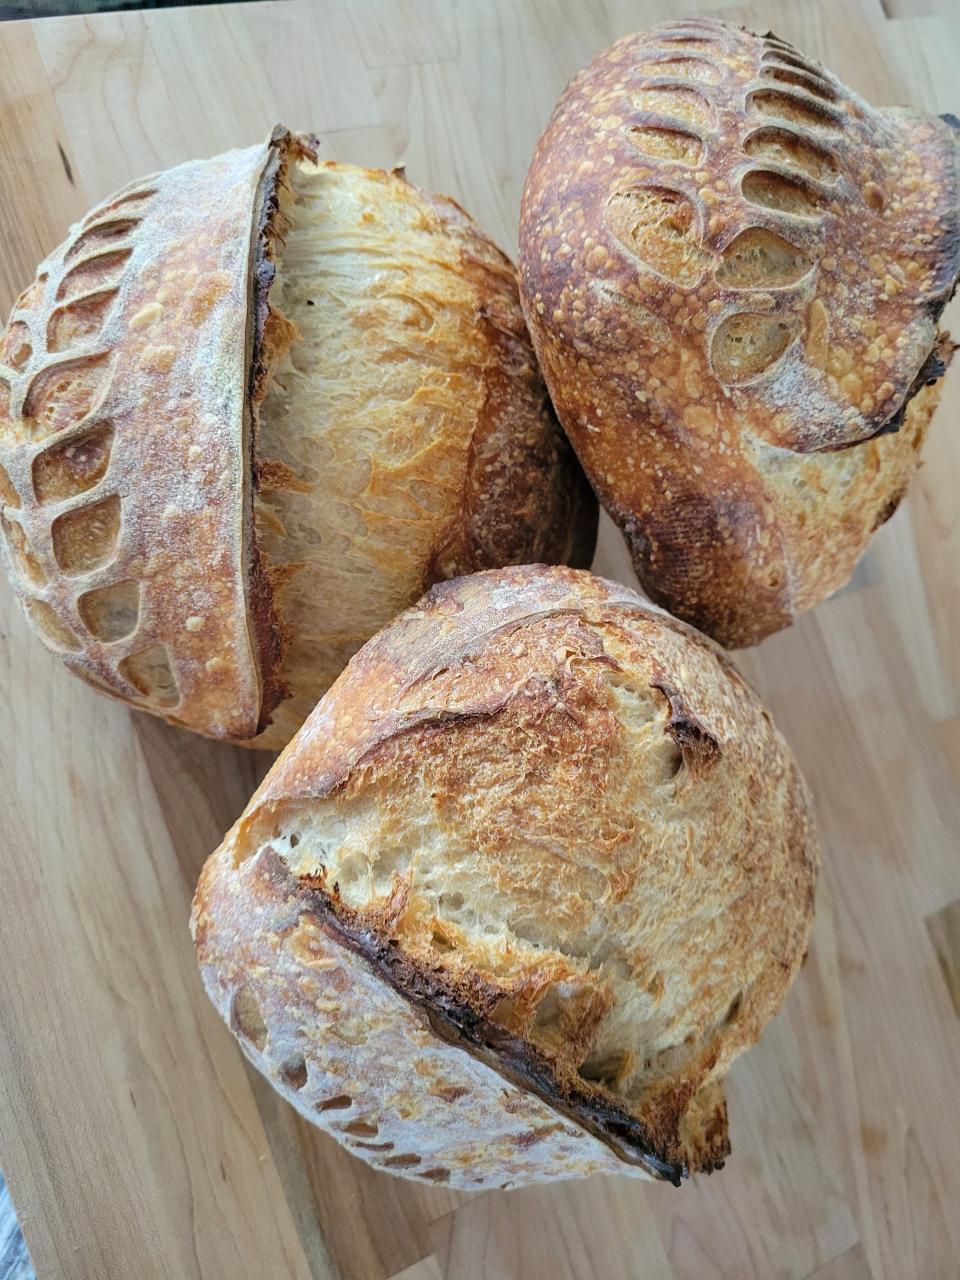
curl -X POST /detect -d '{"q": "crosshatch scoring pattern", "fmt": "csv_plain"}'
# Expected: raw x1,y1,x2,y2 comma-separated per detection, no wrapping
0,2,959,1280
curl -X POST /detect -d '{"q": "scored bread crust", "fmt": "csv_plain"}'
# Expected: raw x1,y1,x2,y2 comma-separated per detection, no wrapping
0,130,597,745
519,19,960,646
0,130,306,738
193,565,818,1187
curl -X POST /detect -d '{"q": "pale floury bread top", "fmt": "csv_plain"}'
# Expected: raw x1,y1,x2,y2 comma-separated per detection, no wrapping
0,129,596,746
193,565,818,1188
519,19,960,647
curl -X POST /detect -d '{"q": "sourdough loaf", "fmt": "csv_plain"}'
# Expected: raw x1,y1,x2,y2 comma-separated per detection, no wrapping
0,129,596,745
519,20,959,647
193,564,818,1187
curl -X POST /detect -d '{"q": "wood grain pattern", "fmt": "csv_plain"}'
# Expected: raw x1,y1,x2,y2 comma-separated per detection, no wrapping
0,3,958,1279
927,898,960,1019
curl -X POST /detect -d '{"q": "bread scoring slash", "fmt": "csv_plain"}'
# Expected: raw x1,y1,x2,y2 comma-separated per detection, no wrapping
192,564,818,1188
520,20,960,647
0,128,596,746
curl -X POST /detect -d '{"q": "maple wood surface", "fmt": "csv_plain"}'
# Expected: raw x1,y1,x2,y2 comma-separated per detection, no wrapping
0,2,958,1278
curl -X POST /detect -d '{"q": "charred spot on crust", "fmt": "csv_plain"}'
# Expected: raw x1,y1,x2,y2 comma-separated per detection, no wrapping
650,678,721,778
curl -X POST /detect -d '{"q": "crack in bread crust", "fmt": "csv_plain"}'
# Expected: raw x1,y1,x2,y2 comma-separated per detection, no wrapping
287,856,710,1183
195,565,818,1187
245,159,598,749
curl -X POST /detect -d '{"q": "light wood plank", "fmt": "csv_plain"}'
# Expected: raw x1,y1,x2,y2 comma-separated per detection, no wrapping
347,0,457,68
388,1259,444,1280
430,1175,673,1280
806,1243,874,1280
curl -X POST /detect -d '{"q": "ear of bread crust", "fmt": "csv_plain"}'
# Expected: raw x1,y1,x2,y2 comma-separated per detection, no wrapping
519,21,960,647
0,130,311,737
194,565,818,1187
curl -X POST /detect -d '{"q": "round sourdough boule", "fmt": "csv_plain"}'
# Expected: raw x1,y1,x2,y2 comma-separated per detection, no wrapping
519,20,960,648
192,564,818,1188
0,128,596,747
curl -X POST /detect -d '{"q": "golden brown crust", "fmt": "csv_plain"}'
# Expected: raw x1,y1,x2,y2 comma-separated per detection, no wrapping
0,136,596,744
246,164,597,750
0,132,303,737
519,20,960,646
417,189,597,579
194,564,818,1186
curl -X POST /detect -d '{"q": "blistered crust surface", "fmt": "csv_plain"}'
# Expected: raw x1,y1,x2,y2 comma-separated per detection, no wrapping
519,19,960,645
0,140,279,737
195,565,818,1185
250,163,596,750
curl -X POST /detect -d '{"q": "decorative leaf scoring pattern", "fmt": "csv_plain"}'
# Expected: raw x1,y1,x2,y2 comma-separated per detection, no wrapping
625,126,702,167
0,463,20,509
712,313,800,384
56,249,132,304
12,277,46,316
605,188,713,286
742,169,826,217
231,987,268,1050
25,597,81,652
118,643,179,706
633,85,714,130
744,127,838,182
78,579,139,641
636,57,721,84
716,228,812,288
748,88,840,131
1,322,32,370
51,493,121,576
33,424,114,504
22,353,111,442
761,47,830,79
64,218,141,263
47,290,119,353
2,514,46,586
655,37,716,52
0,184,178,707
82,186,156,226
608,26,837,387
760,65,838,102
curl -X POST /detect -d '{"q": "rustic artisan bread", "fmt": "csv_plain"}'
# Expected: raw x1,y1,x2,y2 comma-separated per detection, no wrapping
519,20,960,647
0,129,596,747
192,564,818,1188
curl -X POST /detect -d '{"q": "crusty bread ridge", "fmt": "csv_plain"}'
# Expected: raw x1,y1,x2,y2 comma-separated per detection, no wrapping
193,564,818,1187
519,19,960,647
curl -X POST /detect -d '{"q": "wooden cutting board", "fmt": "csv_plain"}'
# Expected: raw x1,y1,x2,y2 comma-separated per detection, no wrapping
0,2,958,1278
